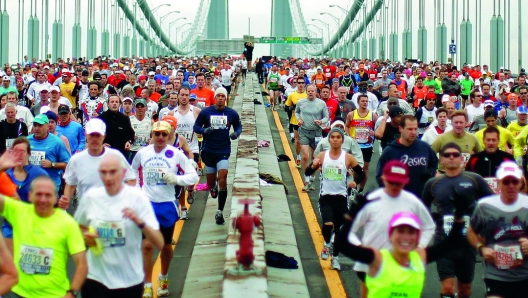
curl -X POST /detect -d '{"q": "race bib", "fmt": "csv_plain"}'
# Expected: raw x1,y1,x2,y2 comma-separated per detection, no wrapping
210,115,228,129
269,78,277,83
316,79,323,84
222,77,231,85
132,136,149,148
178,129,193,143
315,136,322,146
29,151,45,166
197,101,206,108
461,153,471,167
5,138,15,149
93,220,126,248
443,215,470,235
323,163,344,181
428,117,433,123
382,91,388,97
320,122,330,130
325,72,331,78
355,128,370,143
19,245,53,275
484,177,501,194
144,167,167,186
494,244,523,269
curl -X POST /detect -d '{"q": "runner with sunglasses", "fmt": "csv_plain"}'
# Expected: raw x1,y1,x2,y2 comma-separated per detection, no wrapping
468,161,528,298
422,143,493,298
131,121,199,297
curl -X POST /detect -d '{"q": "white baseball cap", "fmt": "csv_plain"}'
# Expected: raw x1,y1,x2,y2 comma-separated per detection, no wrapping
50,86,60,93
2,76,9,81
496,161,523,180
85,118,107,135
156,66,162,70
484,100,495,107
148,71,155,76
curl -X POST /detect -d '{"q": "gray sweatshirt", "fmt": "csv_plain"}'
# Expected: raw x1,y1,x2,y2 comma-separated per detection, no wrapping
294,98,329,131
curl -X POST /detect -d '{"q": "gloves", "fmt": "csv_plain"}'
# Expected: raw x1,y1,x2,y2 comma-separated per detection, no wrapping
229,132,239,140
163,173,180,185
204,127,214,135
189,159,198,169
516,156,523,166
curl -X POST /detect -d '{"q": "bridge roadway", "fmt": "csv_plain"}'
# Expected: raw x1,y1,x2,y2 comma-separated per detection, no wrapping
4,73,488,298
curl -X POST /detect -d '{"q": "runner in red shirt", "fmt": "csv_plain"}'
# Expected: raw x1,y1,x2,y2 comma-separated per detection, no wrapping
320,86,339,137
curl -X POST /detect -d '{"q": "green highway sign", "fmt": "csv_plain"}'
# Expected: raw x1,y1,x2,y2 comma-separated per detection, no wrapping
255,37,323,44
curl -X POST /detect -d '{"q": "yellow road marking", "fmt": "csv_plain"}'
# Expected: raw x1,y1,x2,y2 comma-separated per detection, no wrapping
269,90,347,297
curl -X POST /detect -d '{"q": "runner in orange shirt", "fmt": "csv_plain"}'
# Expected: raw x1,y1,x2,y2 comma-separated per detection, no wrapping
191,73,215,108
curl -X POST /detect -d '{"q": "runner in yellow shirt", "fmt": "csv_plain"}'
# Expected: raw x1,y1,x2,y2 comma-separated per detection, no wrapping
0,151,86,298
474,110,515,154
285,77,308,167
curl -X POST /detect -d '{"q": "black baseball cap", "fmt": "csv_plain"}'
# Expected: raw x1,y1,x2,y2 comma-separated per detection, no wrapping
92,72,102,80
58,104,70,114
389,106,404,118
81,70,89,76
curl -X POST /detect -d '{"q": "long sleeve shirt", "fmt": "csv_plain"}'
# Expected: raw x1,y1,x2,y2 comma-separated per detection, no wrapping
294,98,329,131
193,106,242,155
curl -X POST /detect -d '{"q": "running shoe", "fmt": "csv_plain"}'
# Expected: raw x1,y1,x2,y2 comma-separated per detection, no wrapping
143,284,153,298
197,168,204,176
157,275,169,297
296,158,301,168
302,182,311,192
210,185,218,199
309,183,316,191
320,243,330,260
215,210,225,225
181,208,189,220
291,136,295,144
331,256,341,270
187,190,195,204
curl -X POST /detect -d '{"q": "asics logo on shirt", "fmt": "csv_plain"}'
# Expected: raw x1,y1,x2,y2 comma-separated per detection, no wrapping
400,155,427,167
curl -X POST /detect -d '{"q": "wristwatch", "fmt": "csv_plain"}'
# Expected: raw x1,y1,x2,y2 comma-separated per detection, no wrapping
51,162,56,168
67,289,79,297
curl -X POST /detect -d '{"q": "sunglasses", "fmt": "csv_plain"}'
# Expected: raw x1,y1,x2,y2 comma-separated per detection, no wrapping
474,95,482,97
154,132,168,137
502,179,520,186
521,92,528,95
442,152,461,158
297,82,305,84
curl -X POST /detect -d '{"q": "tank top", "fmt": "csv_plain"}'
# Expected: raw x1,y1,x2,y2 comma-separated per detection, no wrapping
319,150,347,196
268,72,280,89
349,110,374,148
418,106,437,134
174,106,199,153
365,249,425,298
505,108,517,124
412,85,428,107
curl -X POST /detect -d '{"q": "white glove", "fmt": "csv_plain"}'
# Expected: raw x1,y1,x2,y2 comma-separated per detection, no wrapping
189,159,198,170
163,172,180,185
516,156,523,166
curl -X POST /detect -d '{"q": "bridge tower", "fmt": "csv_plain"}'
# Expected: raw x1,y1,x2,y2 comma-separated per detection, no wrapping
271,0,293,57
206,0,229,39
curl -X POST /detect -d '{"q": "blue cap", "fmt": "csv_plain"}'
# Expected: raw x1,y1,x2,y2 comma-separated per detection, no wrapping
517,106,528,114
189,94,197,101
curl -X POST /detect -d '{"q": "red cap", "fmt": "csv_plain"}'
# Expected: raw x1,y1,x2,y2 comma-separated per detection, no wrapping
382,160,410,185
425,93,437,101
138,75,147,82
162,115,177,130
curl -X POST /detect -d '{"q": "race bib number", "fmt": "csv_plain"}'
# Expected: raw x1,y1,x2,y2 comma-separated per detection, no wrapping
144,167,167,186
93,220,126,248
325,72,331,78
269,78,277,83
323,163,344,181
222,77,231,85
355,128,370,143
443,215,470,235
428,117,433,123
315,79,323,84
315,136,322,146
382,91,388,97
484,177,501,194
5,138,14,149
19,245,53,275
29,151,45,166
178,130,193,143
320,122,330,130
494,244,523,269
197,101,206,108
210,115,228,129
461,153,471,167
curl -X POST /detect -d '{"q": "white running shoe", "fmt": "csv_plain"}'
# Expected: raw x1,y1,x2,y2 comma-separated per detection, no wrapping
181,208,189,220
331,256,341,270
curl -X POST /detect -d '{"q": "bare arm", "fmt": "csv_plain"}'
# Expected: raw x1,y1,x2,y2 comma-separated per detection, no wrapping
178,136,194,159
374,112,389,139
68,251,87,295
0,233,18,295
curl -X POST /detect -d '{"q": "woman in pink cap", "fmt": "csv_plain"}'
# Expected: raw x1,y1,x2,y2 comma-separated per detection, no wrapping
338,198,468,298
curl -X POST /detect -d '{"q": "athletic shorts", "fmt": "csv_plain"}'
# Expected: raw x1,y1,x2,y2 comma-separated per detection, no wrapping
146,201,179,244
201,151,230,173
461,94,469,101
436,243,477,283
290,124,299,131
360,147,373,163
484,278,528,298
299,127,322,149
81,279,143,298
356,271,366,282
279,86,285,94
318,195,348,224
223,85,232,95
268,86,280,91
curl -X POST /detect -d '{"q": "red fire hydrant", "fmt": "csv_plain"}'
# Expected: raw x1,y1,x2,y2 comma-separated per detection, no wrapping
232,199,261,270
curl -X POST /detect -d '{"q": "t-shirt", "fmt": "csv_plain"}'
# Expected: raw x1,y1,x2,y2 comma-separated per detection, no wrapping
28,133,71,191
191,88,215,109
59,82,77,109
431,131,481,171
129,116,152,152
2,198,85,298
131,144,199,202
471,194,528,281
220,69,233,86
379,123,400,149
285,91,307,125
63,148,136,198
374,78,392,97
475,126,515,152
74,185,159,289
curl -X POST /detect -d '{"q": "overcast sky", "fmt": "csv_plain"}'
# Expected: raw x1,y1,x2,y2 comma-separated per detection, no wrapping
4,0,525,72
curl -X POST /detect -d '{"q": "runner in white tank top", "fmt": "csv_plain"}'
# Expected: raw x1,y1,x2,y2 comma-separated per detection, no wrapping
319,150,348,197
175,105,199,154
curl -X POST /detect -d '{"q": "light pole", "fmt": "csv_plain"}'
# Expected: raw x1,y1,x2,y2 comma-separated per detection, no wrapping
312,18,330,50
320,12,339,24
329,4,348,14
159,11,180,43
181,27,193,49
175,23,191,46
308,24,324,55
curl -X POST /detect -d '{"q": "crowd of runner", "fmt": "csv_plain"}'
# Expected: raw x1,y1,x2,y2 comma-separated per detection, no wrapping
0,49,526,298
